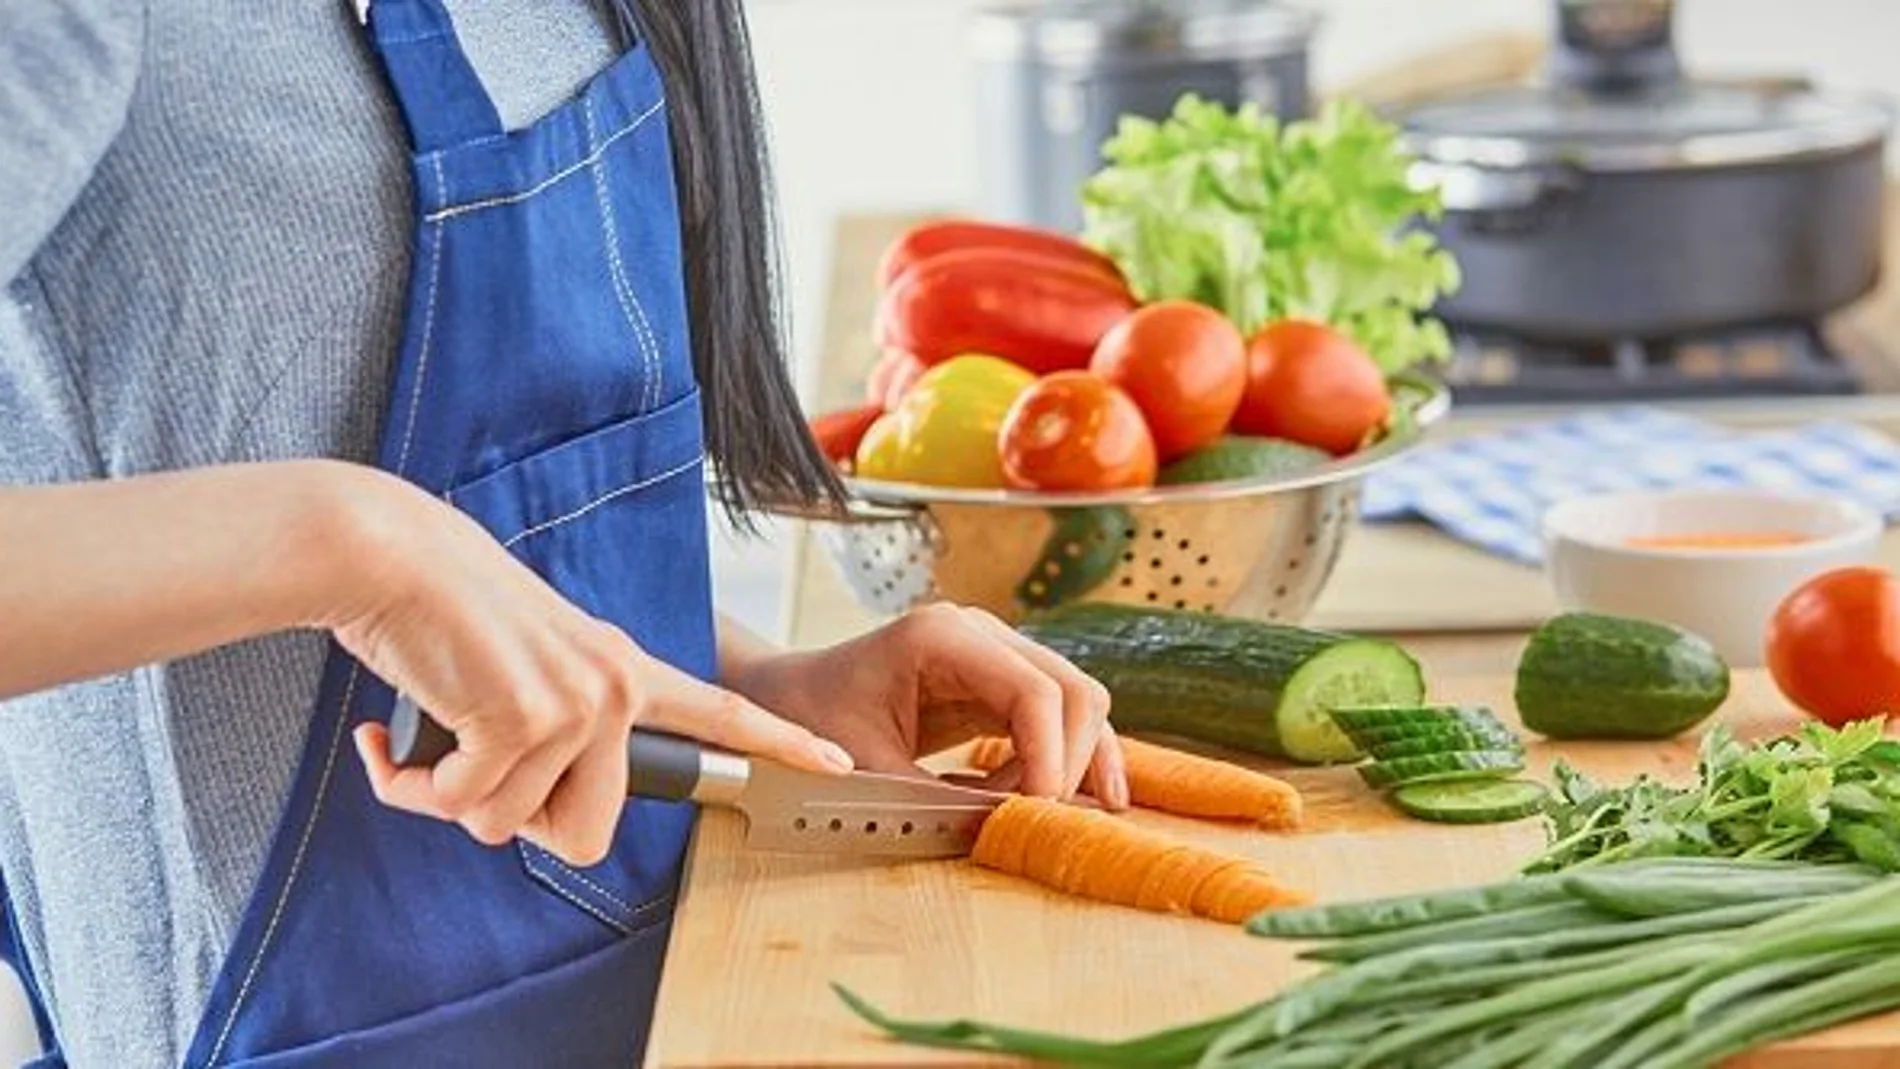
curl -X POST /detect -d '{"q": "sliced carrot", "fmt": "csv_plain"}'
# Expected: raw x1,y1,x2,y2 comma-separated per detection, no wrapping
1208,871,1310,924
967,736,1302,831
1132,846,1201,913
971,795,1310,924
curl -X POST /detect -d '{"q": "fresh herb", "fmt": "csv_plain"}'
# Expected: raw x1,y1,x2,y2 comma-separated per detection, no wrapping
1525,717,1900,874
837,858,1900,1068
1080,96,1462,375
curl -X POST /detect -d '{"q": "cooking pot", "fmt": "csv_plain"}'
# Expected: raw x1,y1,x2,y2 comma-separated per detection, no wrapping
1392,0,1892,341
968,0,1316,234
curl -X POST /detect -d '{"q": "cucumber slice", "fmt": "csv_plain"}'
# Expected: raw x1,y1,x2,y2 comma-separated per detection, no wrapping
1368,732,1525,760
1331,705,1511,734
1358,750,1526,790
1338,720,1520,750
1391,779,1550,824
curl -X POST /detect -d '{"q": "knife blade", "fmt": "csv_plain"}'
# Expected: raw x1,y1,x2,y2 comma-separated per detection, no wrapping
386,696,1003,859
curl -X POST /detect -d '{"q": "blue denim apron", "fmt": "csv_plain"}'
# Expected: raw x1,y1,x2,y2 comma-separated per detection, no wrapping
4,0,711,1064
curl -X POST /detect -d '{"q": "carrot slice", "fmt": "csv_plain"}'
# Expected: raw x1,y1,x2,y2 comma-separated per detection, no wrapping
971,795,1309,923
1209,871,1311,924
967,736,1302,831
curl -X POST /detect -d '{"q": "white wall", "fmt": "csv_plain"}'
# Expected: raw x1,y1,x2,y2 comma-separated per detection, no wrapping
713,0,1900,640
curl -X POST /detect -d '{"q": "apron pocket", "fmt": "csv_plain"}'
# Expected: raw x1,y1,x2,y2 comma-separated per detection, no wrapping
232,919,674,1068
442,388,713,939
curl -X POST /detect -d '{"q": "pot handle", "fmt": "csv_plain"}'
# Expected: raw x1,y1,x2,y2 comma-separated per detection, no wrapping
1410,160,1583,235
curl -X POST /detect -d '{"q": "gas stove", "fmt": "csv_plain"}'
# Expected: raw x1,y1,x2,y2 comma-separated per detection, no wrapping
1440,320,1867,405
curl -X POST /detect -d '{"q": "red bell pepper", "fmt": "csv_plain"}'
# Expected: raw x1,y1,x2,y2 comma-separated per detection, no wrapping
807,403,887,466
876,248,1137,376
876,219,1125,290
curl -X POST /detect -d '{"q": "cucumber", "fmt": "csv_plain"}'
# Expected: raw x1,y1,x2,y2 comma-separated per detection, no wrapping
1515,612,1730,740
1329,705,1509,733
1391,779,1550,824
1017,604,1425,764
1014,507,1133,610
1158,437,1331,486
1358,750,1526,790
1367,733,1524,760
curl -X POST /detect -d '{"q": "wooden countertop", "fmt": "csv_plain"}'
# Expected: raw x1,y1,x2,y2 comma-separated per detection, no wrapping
647,673,1900,1068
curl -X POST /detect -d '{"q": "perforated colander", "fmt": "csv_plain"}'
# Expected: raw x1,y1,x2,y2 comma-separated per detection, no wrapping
775,381,1449,625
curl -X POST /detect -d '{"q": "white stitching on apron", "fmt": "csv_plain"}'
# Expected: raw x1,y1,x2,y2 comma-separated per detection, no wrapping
534,850,635,914
205,665,363,1064
582,97,664,413
518,848,632,936
393,155,449,479
498,456,702,550
421,99,664,223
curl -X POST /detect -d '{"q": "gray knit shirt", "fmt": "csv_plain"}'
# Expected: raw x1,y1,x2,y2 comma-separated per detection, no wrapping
0,4,619,1065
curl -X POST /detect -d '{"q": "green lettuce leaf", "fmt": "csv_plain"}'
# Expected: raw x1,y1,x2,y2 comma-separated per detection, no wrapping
1080,95,1461,375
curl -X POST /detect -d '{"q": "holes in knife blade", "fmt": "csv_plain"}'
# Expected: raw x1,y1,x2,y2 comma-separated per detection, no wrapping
864,821,878,834
900,821,915,835
794,818,808,831
828,818,844,832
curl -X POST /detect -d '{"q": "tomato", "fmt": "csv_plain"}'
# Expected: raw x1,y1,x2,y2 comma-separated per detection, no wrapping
1088,300,1246,461
807,403,886,466
998,371,1157,492
853,355,1037,488
876,248,1137,375
877,219,1124,290
1766,566,1900,727
1232,320,1391,455
865,350,927,411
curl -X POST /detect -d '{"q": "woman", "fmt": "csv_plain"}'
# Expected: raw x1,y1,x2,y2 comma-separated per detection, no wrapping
0,2,1126,1066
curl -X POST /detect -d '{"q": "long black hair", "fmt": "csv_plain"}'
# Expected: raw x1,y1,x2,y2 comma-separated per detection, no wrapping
605,0,846,524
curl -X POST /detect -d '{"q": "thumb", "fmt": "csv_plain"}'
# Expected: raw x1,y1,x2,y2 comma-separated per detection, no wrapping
636,658,855,775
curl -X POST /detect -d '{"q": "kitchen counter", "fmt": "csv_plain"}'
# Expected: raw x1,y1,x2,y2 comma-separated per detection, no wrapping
647,672,1900,1068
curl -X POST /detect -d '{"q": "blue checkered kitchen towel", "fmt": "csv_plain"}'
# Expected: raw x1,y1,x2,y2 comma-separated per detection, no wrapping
1360,407,1900,565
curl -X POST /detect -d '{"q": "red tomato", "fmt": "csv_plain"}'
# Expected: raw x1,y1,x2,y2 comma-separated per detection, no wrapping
1766,566,1900,727
877,219,1124,290
1088,300,1246,461
807,403,887,466
998,372,1157,492
876,248,1138,375
1233,320,1391,455
865,351,927,410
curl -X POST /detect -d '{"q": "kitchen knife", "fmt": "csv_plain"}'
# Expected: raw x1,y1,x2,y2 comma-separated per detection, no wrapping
385,696,1002,858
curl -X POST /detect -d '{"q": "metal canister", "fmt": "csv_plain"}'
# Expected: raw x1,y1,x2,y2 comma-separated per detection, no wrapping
968,0,1316,233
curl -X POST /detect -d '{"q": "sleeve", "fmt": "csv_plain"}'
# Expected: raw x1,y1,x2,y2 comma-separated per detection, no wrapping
0,0,144,285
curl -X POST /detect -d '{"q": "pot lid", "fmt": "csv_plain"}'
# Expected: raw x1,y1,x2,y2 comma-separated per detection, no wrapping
1396,79,1891,171
968,0,1317,68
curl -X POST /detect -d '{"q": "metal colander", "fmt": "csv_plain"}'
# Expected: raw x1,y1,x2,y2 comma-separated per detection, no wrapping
779,381,1449,625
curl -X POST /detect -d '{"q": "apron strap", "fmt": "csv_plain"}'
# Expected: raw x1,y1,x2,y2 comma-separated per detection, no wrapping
355,0,504,153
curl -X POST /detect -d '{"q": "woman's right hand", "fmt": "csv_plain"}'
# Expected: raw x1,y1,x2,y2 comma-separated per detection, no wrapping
323,464,855,867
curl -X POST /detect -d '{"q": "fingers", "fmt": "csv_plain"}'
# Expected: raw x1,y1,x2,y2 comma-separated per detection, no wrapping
355,723,449,821
633,655,855,775
1083,725,1131,811
957,608,1113,800
524,721,632,866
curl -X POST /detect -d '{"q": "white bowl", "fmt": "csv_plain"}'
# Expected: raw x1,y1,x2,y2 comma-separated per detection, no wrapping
1542,489,1882,667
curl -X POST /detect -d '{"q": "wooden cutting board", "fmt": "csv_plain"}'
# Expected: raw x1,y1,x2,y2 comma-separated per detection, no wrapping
646,671,1900,1068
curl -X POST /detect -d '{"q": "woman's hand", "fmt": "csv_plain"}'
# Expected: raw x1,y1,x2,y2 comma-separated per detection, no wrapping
326,466,854,865
720,605,1130,810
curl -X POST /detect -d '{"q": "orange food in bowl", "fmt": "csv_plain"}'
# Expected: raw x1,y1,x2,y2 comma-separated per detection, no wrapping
1625,532,1814,550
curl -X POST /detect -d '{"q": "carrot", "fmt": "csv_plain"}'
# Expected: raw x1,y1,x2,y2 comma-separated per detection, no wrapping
967,736,1302,831
969,795,1310,924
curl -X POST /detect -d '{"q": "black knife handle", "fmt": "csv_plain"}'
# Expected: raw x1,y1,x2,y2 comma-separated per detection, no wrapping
386,695,705,803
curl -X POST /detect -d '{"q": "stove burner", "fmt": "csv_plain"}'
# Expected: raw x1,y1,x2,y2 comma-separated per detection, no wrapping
1441,321,1864,404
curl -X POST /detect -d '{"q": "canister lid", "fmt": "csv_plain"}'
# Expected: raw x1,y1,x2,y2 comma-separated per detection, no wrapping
1395,78,1891,172
969,0,1317,68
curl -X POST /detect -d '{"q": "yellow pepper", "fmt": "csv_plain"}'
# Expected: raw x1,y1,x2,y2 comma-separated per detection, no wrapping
854,354,1036,488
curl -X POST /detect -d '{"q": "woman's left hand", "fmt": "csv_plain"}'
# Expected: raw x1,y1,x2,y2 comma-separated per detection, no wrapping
723,605,1129,810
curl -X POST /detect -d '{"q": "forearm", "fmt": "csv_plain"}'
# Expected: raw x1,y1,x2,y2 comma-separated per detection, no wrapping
0,460,375,699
